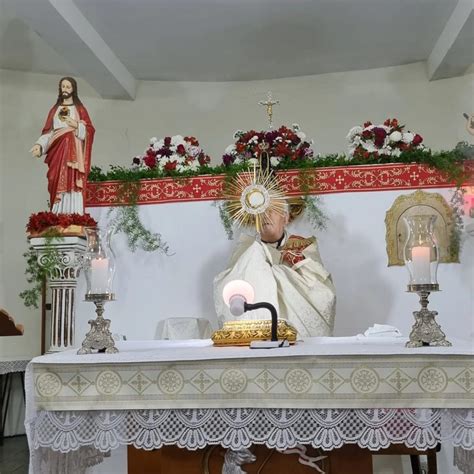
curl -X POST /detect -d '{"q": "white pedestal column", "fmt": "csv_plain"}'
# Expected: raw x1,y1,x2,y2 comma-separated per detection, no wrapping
29,237,86,352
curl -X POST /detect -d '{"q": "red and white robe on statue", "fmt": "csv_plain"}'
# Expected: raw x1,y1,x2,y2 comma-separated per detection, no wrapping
36,104,95,214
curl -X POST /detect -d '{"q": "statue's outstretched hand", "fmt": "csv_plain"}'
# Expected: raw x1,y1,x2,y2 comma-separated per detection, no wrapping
30,144,42,157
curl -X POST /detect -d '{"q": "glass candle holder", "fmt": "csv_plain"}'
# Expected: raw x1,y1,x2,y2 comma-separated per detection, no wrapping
402,214,450,347
403,214,439,289
84,227,116,297
78,226,118,354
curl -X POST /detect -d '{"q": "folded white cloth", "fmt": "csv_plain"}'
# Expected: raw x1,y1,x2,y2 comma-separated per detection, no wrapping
363,324,403,338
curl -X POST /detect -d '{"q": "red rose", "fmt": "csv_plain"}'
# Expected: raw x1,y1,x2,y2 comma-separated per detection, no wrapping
236,143,246,153
144,154,156,168
164,137,172,147
275,143,290,156
198,154,210,166
362,130,372,139
164,161,177,171
412,134,423,146
185,136,199,146
384,119,391,126
373,127,387,147
176,144,186,155
363,121,372,128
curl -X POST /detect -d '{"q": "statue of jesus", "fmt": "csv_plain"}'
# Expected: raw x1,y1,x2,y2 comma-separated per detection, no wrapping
30,77,95,214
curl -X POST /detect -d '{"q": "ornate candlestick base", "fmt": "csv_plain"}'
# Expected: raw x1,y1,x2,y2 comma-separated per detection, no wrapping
78,294,119,354
406,284,451,348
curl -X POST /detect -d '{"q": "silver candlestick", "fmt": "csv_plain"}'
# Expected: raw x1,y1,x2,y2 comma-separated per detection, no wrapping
406,283,451,348
77,293,119,354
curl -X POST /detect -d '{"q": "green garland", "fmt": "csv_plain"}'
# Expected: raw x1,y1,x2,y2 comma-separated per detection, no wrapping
448,187,466,260
107,180,172,254
88,148,471,184
20,233,63,308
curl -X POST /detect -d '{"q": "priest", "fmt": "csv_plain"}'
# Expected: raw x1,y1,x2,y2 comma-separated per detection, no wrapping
214,204,336,337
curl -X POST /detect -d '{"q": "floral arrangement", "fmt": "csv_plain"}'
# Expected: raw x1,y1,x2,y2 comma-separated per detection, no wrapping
27,212,97,235
132,135,211,173
347,118,424,160
222,124,315,168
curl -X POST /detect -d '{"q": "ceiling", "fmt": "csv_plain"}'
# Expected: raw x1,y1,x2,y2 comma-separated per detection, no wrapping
0,0,472,99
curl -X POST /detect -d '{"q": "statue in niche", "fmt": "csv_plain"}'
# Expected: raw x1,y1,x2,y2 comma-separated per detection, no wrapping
30,77,95,214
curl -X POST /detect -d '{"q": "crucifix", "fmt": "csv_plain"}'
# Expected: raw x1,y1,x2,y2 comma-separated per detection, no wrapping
259,91,279,130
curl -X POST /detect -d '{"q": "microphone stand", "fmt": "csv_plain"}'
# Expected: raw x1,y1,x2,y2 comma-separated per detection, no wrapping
244,302,278,342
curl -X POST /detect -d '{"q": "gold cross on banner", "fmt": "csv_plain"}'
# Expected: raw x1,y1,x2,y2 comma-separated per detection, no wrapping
259,91,279,130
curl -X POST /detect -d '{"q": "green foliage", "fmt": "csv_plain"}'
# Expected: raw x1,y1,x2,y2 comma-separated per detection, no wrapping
107,180,172,254
213,201,234,240
88,150,470,184
448,188,466,260
20,234,63,308
109,205,172,254
302,196,328,231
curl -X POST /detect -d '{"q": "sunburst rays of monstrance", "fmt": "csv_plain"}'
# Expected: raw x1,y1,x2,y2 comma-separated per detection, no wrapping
224,165,288,233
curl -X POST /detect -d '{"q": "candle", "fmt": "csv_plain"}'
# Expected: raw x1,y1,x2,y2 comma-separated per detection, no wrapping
90,258,109,293
411,246,431,284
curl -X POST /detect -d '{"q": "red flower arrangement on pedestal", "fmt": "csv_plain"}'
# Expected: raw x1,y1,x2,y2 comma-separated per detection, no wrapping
347,118,424,161
26,212,97,236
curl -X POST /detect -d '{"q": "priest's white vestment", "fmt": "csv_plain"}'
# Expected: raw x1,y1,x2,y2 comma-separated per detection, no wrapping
214,233,336,337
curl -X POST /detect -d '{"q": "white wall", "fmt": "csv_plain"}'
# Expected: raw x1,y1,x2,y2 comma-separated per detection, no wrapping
78,187,473,345
0,63,473,358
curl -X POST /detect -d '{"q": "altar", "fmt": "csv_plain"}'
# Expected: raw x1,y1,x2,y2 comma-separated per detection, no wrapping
25,337,474,473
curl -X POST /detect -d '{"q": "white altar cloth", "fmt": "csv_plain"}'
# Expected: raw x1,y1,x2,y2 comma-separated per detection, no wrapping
29,337,473,410
25,337,474,473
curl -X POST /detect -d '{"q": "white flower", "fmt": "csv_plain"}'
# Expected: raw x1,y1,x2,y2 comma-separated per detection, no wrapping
389,131,402,142
234,156,243,164
402,132,414,144
275,136,283,142
225,144,236,154
187,145,200,157
153,139,164,151
292,123,300,131
233,130,244,140
188,161,199,171
175,155,186,164
296,131,306,141
364,143,377,153
346,126,363,141
171,135,185,146
392,148,402,157
270,157,281,167
150,137,158,144
248,158,258,166
249,135,259,143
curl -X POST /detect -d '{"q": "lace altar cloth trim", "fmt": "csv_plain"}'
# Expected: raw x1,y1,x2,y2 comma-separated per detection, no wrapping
31,408,474,453
0,358,30,375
